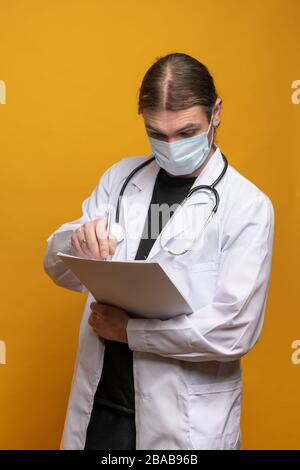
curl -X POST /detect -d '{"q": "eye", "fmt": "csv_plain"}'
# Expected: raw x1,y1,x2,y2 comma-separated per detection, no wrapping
150,132,166,139
180,132,195,137
148,131,195,139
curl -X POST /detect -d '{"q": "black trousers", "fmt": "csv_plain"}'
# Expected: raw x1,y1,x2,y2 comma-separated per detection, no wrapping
84,403,136,450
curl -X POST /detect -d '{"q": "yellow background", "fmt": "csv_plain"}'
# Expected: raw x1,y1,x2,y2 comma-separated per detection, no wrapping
0,0,299,450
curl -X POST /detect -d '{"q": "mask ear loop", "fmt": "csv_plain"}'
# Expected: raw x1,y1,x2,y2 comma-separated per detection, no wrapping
208,106,216,151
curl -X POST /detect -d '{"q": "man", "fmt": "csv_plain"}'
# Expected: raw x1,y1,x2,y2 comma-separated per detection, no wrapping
44,52,274,450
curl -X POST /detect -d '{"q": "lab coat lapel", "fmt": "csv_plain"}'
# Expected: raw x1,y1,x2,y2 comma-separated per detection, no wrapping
120,156,160,260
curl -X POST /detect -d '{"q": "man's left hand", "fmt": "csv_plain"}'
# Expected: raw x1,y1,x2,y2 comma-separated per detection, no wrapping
88,302,129,343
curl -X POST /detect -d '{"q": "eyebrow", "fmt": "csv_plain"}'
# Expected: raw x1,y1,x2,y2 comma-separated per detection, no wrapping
145,123,202,135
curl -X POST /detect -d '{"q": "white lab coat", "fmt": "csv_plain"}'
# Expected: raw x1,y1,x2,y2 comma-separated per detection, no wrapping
43,146,275,450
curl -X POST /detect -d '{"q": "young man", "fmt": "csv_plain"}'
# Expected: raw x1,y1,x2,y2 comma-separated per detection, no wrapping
44,53,274,450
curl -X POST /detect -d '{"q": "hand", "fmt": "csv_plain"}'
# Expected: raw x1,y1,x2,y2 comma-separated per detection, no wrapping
88,302,129,343
71,218,116,260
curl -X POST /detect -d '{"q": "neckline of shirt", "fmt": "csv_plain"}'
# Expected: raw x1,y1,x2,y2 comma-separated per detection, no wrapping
157,167,198,185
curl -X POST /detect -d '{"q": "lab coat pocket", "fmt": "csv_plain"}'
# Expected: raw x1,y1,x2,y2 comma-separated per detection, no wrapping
168,259,218,308
172,260,218,273
187,378,242,450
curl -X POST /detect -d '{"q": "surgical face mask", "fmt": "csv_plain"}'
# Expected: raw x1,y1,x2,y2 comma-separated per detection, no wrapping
148,110,215,176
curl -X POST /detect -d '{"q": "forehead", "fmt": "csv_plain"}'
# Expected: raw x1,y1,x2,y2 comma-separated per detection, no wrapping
142,105,207,131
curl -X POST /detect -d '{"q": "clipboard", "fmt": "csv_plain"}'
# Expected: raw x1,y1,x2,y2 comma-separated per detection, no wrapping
57,252,193,320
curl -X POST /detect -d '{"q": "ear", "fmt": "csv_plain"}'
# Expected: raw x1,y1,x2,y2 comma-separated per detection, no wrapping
213,97,222,127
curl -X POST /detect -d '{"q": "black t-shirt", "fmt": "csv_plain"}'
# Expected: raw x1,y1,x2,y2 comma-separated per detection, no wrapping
92,167,197,415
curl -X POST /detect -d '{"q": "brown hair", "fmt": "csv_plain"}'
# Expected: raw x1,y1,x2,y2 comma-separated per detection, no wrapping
137,52,218,121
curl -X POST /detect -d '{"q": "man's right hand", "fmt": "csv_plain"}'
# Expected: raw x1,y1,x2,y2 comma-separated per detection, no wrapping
71,218,117,260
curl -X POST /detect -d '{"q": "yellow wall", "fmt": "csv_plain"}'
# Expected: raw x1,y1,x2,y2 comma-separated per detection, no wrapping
0,0,299,450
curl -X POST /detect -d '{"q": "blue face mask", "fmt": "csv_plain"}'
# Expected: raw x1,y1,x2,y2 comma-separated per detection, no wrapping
148,110,215,176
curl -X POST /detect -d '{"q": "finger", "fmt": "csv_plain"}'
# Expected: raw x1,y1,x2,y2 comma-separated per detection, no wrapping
71,229,86,257
108,237,117,256
83,221,102,259
95,219,110,259
90,302,106,315
78,223,96,258
90,302,98,312
74,225,90,258
88,311,95,322
89,312,101,328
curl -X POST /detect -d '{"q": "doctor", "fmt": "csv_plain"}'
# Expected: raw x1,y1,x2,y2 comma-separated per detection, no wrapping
44,52,275,450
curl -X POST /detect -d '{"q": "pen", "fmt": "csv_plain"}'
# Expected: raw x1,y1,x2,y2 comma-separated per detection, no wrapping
104,210,111,261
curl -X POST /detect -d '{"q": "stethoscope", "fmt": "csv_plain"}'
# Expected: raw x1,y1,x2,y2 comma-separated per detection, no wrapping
108,150,228,256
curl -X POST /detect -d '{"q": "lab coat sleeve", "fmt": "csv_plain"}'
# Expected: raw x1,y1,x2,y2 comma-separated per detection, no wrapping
43,166,112,292
127,193,275,362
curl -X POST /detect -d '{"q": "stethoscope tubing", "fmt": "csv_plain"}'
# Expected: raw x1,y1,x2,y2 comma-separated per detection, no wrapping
115,153,228,223
115,156,156,222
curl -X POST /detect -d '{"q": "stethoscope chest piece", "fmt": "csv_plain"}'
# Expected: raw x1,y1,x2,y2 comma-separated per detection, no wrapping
109,222,125,243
